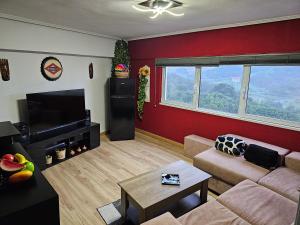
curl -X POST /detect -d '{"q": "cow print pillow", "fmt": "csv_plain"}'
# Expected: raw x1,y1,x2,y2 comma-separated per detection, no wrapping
215,135,247,156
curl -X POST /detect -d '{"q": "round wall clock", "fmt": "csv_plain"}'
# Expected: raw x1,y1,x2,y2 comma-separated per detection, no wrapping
41,57,63,81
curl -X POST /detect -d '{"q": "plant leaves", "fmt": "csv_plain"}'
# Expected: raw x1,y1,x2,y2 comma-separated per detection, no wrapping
111,40,130,76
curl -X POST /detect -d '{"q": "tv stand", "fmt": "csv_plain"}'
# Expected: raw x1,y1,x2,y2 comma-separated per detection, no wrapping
15,122,100,170
30,120,86,143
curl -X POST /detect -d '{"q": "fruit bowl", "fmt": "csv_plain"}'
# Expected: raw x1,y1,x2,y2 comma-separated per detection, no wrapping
114,64,129,78
0,153,35,189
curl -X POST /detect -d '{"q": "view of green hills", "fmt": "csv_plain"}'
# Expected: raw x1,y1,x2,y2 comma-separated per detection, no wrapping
166,66,300,123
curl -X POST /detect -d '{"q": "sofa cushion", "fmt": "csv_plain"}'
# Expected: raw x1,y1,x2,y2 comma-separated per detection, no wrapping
208,177,233,194
194,148,269,185
141,212,182,225
178,200,250,225
217,179,298,225
286,152,300,172
244,144,279,169
215,135,247,156
258,167,300,202
226,134,290,166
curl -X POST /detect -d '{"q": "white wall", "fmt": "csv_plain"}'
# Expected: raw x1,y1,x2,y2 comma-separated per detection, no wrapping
0,17,116,132
0,16,116,57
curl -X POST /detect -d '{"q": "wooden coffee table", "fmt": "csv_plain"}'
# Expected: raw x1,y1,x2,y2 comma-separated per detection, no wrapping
118,160,211,224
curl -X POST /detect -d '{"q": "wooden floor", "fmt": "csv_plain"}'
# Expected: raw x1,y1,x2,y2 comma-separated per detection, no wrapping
42,131,197,225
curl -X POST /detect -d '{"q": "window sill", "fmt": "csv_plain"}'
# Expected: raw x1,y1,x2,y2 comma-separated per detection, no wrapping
160,101,300,132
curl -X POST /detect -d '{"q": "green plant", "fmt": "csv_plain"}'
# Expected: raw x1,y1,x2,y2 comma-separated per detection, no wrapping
137,76,148,120
137,65,150,120
111,40,129,75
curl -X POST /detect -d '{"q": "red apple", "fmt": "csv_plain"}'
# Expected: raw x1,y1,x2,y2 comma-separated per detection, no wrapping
2,154,14,162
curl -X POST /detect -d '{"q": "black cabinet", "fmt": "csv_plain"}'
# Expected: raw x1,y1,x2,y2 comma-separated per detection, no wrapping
108,78,135,141
0,143,59,225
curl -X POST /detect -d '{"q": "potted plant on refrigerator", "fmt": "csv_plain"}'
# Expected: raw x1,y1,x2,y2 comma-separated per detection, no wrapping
112,40,130,78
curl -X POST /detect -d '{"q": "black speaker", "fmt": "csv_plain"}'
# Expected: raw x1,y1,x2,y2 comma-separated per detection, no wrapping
89,123,100,149
85,109,91,125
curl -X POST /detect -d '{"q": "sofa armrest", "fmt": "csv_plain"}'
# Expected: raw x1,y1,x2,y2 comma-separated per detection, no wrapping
184,135,214,158
285,152,300,172
141,212,182,225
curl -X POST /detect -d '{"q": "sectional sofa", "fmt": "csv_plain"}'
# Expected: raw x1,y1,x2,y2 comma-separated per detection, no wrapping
142,134,300,225
193,134,292,194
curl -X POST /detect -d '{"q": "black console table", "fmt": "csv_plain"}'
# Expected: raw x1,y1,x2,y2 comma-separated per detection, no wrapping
0,143,60,225
17,122,100,170
0,121,20,146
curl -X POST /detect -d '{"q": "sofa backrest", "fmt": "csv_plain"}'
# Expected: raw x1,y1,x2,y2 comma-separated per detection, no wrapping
226,134,291,166
286,152,300,173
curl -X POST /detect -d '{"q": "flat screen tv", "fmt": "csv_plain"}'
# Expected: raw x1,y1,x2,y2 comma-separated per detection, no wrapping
26,89,86,134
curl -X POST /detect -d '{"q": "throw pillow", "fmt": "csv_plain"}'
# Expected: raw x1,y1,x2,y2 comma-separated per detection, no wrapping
244,144,279,169
215,135,247,156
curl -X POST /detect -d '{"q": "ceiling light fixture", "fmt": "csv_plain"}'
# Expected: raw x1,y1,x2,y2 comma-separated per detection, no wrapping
132,0,184,19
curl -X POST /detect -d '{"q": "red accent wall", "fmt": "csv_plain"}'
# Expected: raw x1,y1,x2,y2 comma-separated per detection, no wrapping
129,19,300,151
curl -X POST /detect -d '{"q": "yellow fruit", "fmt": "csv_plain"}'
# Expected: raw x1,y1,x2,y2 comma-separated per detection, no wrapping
14,153,28,164
9,170,33,183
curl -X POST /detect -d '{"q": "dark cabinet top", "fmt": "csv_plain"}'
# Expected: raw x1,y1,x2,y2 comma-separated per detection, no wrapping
0,143,58,218
0,121,20,138
109,77,135,96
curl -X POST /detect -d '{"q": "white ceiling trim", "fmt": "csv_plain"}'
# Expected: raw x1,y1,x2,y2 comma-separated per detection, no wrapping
127,14,300,41
0,13,121,40
1,12,299,42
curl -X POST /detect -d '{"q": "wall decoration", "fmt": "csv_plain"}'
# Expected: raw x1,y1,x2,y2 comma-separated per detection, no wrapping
0,59,10,81
114,64,129,78
137,65,150,120
111,40,130,77
41,57,63,81
89,63,94,79
145,74,150,102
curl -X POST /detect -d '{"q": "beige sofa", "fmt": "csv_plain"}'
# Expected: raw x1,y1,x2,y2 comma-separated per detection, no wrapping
142,135,300,225
193,134,290,194
143,179,298,225
258,152,300,202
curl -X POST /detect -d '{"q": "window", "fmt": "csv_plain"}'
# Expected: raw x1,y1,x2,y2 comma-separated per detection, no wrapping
164,67,196,105
199,65,243,114
162,62,300,130
246,66,300,123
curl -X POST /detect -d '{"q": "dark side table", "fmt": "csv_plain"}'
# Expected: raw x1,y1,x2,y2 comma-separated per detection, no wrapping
0,121,20,146
0,143,60,225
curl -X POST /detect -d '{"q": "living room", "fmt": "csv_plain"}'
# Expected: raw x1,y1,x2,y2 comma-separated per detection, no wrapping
0,0,299,225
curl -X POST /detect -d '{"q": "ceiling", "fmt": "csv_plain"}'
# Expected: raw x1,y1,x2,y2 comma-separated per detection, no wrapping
0,0,299,40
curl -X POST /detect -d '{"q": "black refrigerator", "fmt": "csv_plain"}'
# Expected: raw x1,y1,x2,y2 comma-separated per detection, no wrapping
108,77,135,141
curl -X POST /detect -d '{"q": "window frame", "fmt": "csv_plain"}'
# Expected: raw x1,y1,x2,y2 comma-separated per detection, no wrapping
161,66,200,108
161,65,300,131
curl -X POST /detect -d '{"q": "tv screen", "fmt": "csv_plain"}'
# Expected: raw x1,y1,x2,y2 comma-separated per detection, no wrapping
27,89,86,134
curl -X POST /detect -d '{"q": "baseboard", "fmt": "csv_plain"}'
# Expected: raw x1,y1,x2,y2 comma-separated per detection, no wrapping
102,128,184,149
100,131,107,136
135,128,184,148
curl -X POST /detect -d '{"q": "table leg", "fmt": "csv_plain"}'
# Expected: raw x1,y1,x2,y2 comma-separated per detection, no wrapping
139,209,146,224
121,189,129,219
200,179,208,204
